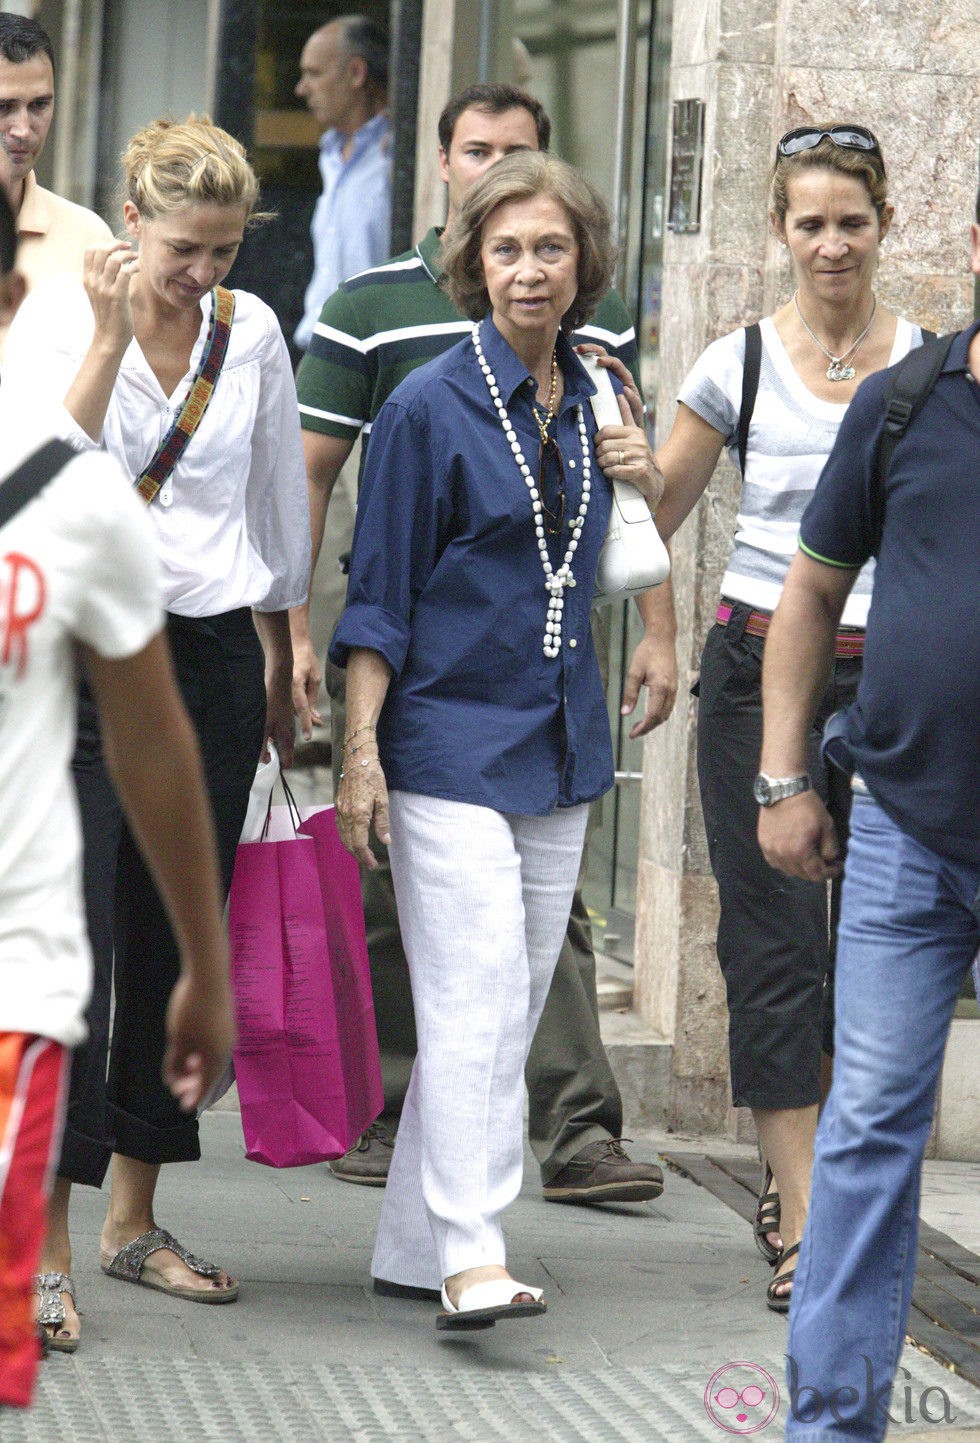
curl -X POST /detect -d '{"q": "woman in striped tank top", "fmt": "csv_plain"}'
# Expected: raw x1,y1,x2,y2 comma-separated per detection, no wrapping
652,126,925,1312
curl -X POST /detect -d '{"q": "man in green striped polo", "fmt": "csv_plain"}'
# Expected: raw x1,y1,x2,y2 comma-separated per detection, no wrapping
290,83,676,1206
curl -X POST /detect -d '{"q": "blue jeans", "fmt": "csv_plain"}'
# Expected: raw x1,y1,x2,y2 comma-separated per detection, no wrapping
785,794,979,1442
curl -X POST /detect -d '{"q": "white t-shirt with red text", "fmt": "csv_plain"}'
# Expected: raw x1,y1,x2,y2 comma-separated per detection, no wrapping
0,434,162,1046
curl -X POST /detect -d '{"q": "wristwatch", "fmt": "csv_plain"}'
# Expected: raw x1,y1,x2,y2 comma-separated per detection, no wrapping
753,772,812,807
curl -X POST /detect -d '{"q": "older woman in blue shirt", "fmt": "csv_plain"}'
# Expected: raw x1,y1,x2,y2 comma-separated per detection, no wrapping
330,151,662,1331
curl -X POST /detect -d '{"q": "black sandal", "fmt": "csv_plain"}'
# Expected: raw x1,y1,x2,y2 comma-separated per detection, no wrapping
753,1164,782,1264
765,1241,800,1313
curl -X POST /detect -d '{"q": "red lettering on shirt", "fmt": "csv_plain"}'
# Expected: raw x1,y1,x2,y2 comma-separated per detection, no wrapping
0,552,46,677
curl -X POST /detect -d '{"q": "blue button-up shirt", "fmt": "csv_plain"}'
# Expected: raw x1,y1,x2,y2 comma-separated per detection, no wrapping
330,317,616,815
295,112,391,350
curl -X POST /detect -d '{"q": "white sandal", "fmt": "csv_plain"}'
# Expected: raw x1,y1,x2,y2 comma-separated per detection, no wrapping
436,1278,545,1331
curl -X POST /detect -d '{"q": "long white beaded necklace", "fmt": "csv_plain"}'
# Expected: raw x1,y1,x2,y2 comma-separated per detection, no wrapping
472,323,592,658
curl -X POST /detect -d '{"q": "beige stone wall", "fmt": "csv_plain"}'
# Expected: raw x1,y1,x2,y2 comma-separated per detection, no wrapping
634,0,980,1135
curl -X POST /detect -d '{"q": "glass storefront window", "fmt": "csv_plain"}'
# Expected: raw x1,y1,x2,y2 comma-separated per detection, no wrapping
515,0,673,945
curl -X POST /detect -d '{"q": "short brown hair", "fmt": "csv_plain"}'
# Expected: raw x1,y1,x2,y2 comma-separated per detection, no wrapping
438,84,550,153
769,125,889,226
441,151,615,335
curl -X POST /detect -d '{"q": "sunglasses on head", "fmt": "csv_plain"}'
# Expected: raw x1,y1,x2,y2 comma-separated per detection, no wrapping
777,125,880,159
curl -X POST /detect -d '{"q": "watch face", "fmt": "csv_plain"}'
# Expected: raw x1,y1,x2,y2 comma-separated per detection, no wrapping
753,776,771,806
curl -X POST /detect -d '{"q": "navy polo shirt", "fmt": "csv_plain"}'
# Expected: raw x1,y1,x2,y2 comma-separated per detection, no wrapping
330,317,615,815
799,321,980,864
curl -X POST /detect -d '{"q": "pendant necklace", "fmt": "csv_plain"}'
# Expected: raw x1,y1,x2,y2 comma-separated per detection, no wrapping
472,323,591,659
793,292,877,382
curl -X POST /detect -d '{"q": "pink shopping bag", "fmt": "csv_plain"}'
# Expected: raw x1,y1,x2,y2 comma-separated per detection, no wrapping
228,799,383,1166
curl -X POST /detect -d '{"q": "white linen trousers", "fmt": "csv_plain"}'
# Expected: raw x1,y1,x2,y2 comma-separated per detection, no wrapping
371,791,589,1289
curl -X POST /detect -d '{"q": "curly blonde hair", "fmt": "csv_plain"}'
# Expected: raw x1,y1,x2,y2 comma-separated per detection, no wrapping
122,115,261,222
441,151,616,335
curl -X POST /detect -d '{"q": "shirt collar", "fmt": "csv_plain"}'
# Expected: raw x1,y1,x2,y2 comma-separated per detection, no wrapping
16,171,49,238
319,111,389,160
475,315,597,409
945,320,980,374
417,226,444,283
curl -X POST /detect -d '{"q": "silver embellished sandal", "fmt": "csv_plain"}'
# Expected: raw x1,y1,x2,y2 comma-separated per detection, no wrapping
34,1271,79,1352
100,1227,238,1303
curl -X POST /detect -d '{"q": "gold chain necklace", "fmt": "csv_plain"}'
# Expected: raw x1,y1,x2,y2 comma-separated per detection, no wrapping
531,351,559,442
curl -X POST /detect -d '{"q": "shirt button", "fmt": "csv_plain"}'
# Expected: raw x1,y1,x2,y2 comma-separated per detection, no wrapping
569,459,576,469
569,638,577,648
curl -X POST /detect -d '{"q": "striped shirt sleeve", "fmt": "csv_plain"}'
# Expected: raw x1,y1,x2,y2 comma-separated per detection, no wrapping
295,284,371,441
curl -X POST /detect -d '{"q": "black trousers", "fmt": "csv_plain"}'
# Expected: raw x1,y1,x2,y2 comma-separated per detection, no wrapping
696,604,860,1111
59,610,265,1185
60,679,123,1186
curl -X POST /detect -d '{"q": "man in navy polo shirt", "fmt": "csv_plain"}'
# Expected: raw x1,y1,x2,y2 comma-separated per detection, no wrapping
756,199,980,1442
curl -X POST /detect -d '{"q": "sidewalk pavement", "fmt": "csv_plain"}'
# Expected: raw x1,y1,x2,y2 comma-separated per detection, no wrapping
9,1116,979,1443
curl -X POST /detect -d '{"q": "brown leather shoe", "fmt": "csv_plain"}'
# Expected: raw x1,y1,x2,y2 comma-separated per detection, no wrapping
328,1122,395,1186
542,1138,665,1205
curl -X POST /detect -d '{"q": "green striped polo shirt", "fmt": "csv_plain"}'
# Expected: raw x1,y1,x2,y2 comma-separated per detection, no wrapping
296,226,641,454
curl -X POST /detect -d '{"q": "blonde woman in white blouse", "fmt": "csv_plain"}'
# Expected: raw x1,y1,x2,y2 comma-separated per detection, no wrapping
1,117,309,1348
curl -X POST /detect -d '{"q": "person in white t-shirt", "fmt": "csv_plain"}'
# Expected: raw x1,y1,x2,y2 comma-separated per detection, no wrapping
0,185,234,1411
0,115,309,1349
651,125,924,1314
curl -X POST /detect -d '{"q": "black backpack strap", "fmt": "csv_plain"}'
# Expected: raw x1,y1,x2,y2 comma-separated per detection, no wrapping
0,438,75,530
737,322,762,475
874,332,956,493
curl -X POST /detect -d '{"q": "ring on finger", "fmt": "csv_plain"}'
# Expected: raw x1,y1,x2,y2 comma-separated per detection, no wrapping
618,449,625,466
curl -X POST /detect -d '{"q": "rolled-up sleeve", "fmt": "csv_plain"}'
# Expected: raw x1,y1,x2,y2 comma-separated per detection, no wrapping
243,314,311,612
329,393,445,674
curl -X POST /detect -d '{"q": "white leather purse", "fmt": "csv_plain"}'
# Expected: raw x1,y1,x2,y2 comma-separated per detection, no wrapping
582,354,670,607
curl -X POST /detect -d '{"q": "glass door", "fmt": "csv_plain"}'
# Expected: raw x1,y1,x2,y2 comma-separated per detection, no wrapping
514,0,674,956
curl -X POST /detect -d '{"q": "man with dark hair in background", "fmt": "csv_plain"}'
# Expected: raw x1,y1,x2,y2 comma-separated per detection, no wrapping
0,11,110,359
294,13,391,353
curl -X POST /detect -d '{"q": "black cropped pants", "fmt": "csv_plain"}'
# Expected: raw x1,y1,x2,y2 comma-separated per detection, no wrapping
696,603,860,1111
59,609,265,1185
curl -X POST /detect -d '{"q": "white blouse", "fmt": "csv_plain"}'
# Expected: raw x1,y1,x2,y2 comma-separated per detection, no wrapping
0,278,310,616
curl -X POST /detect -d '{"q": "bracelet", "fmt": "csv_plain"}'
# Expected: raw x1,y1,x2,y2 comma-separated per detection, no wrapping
343,724,376,750
338,755,380,781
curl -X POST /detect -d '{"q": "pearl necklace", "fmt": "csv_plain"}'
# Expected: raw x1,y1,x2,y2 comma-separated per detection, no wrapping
793,292,877,382
472,323,591,658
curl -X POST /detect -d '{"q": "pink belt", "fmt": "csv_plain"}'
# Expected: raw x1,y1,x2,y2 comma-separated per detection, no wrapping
716,602,865,659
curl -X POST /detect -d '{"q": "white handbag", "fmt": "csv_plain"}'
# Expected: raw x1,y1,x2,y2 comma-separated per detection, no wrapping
583,354,670,607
